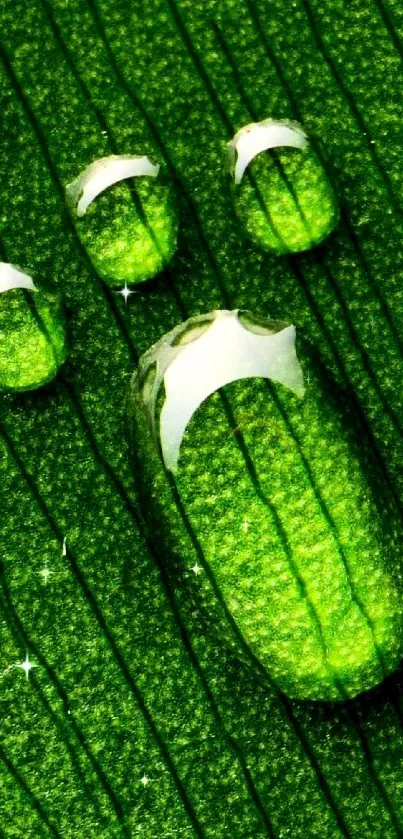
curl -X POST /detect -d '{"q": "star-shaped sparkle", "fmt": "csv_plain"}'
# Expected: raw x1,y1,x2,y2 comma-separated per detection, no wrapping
38,563,52,585
140,775,149,786
191,563,202,576
116,283,136,304
18,653,38,680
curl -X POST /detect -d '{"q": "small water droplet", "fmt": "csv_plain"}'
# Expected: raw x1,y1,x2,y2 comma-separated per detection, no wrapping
68,157,179,288
229,120,339,255
0,272,67,392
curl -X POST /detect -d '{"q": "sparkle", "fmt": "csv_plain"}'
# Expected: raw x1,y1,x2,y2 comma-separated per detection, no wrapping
116,283,136,304
140,775,149,786
242,520,250,534
191,563,202,576
369,317,376,330
62,537,67,557
18,653,37,680
306,372,311,385
39,563,52,585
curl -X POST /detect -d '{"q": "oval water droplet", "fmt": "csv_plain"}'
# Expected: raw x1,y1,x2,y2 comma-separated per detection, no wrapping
128,310,403,700
66,155,179,288
228,119,339,255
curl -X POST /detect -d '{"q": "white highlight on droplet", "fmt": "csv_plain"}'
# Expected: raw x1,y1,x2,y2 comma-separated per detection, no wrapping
66,155,160,217
136,310,304,474
0,263,37,294
228,119,309,185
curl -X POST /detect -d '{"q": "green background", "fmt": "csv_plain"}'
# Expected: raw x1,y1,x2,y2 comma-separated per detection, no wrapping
1,0,403,835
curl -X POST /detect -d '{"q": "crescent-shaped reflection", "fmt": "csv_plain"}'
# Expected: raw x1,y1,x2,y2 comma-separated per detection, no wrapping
66,154,160,217
228,119,309,185
0,263,37,294
135,310,305,474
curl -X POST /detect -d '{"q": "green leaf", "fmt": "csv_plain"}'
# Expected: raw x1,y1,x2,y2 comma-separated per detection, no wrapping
1,0,403,836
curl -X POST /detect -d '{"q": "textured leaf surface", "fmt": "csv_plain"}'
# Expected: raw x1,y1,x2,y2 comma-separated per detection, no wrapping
2,0,403,836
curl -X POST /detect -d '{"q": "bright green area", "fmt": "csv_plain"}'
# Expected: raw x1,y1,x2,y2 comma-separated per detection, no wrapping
1,0,403,837
233,145,339,253
74,177,179,286
0,287,67,391
130,335,403,701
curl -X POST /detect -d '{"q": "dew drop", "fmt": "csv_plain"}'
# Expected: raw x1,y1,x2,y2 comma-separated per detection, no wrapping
228,119,339,255
66,155,179,288
0,264,67,392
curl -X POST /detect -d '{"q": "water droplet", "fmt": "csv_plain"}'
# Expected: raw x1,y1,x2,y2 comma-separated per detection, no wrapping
228,119,339,255
66,155,178,288
129,311,403,700
0,268,67,392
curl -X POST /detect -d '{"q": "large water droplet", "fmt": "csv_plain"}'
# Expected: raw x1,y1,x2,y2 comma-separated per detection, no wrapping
128,310,403,700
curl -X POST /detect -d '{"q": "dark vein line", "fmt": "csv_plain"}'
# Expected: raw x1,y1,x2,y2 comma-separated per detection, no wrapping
341,699,403,838
0,423,207,839
0,744,61,839
0,516,110,827
265,379,389,673
219,390,345,692
373,0,403,62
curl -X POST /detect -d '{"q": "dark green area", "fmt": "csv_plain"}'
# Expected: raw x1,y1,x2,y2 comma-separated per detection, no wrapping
2,0,403,836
